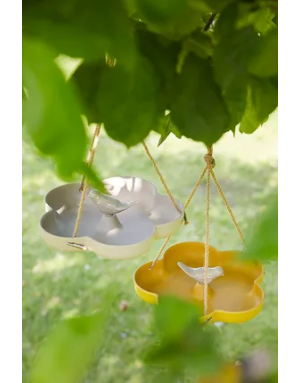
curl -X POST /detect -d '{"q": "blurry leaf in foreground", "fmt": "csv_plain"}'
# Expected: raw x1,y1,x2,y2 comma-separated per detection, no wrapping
23,0,136,66
31,286,117,383
241,193,278,261
154,295,201,340
272,15,278,27
144,296,223,378
22,37,87,178
80,163,105,193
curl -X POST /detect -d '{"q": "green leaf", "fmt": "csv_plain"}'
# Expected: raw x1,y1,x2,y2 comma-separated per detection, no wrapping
201,0,236,12
155,296,202,340
241,192,278,261
71,60,106,124
156,113,182,146
97,57,160,147
272,14,278,26
239,77,278,134
22,37,88,178
178,30,214,73
251,7,276,34
23,0,136,65
135,28,181,110
249,29,278,78
213,1,239,41
222,83,248,131
23,18,108,63
170,54,230,146
236,4,276,35
214,26,259,91
213,26,259,129
55,55,83,81
134,0,209,40
31,288,116,383
80,163,105,193
144,296,223,376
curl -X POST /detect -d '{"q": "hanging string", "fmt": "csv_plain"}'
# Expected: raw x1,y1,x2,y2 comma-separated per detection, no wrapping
203,147,215,316
184,166,208,211
79,124,101,192
149,145,246,316
142,141,185,219
210,170,246,247
73,125,101,238
149,166,208,270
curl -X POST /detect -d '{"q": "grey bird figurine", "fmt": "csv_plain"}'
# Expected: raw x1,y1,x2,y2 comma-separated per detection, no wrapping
88,189,137,216
177,262,224,284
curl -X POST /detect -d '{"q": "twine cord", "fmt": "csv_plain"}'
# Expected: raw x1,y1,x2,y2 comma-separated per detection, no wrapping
73,125,101,238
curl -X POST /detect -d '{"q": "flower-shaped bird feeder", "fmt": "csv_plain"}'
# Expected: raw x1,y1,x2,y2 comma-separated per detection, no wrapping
134,147,265,324
40,177,184,260
40,125,188,260
134,242,264,323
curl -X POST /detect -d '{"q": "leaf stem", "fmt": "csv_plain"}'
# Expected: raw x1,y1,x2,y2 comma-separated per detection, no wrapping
203,13,217,32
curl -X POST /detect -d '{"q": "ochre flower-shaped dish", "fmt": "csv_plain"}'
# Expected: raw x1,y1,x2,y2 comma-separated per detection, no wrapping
134,242,264,323
40,177,184,260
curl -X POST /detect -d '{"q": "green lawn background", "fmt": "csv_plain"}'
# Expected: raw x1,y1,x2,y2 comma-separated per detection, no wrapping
22,112,278,382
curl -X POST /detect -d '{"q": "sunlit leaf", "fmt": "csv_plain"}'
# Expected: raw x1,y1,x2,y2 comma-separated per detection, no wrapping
22,37,87,178
240,77,278,134
156,114,182,146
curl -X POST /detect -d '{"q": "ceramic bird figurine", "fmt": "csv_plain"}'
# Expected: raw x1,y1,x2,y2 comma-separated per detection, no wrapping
177,262,224,284
88,189,137,216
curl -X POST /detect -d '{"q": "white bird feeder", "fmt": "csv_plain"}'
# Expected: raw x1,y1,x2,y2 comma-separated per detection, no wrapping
40,177,184,260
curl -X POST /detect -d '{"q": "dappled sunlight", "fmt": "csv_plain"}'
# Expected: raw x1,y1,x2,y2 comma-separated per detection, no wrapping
62,308,80,320
23,118,277,382
41,296,62,316
32,253,85,275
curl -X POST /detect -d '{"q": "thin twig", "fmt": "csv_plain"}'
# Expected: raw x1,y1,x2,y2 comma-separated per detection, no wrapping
203,13,217,32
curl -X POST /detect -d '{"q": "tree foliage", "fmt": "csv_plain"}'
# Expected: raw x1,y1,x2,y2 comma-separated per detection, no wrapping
23,0,278,179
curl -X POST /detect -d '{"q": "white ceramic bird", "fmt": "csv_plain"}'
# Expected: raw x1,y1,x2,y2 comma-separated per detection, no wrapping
88,189,137,216
177,262,224,284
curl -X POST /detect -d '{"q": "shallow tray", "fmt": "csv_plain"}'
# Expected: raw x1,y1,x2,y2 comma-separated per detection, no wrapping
134,242,264,323
40,177,184,260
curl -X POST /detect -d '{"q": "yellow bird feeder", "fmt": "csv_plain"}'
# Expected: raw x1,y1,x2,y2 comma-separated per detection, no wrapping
134,147,264,324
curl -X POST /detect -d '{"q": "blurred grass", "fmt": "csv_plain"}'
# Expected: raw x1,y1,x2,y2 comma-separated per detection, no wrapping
22,112,278,383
